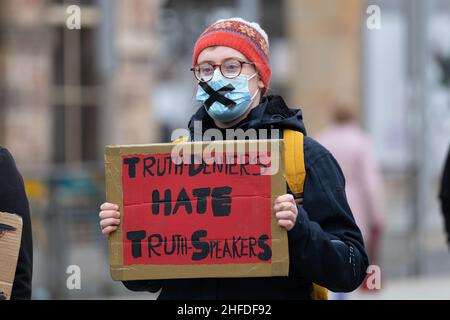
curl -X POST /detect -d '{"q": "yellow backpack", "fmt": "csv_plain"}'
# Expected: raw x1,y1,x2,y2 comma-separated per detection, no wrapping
173,129,328,300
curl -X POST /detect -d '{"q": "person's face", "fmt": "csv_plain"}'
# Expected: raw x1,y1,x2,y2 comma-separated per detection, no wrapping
196,46,265,128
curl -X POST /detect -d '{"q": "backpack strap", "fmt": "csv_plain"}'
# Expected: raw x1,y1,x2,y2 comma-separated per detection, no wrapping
283,129,328,301
283,129,306,204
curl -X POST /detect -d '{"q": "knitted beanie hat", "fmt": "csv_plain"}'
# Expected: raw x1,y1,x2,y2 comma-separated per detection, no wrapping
192,17,271,93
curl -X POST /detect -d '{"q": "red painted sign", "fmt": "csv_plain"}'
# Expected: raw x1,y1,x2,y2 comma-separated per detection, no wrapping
121,152,273,266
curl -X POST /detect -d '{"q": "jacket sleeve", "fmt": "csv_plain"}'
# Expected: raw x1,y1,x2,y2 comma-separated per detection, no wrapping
0,148,33,300
122,280,162,293
287,138,369,292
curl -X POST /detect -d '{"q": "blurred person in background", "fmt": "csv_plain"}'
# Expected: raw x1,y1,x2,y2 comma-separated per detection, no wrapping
317,105,385,293
0,146,33,299
440,146,450,248
98,18,368,300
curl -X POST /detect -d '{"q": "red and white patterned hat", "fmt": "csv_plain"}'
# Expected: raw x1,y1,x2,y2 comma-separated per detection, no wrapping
192,17,271,94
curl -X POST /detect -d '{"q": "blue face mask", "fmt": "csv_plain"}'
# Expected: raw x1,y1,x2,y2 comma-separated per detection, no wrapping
196,70,260,123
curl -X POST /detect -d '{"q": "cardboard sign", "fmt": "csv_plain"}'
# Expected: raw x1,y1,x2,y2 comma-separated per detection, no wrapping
105,139,288,281
0,212,23,300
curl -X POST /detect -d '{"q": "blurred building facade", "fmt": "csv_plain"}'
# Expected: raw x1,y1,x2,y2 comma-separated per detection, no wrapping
285,0,363,135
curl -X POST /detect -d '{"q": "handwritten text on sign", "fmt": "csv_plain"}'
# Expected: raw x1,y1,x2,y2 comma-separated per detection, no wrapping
122,152,273,265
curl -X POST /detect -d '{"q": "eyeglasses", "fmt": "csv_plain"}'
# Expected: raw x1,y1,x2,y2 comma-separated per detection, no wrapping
191,58,255,82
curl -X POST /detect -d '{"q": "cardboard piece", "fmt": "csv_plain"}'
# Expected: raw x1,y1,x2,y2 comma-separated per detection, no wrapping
105,139,288,281
0,212,23,300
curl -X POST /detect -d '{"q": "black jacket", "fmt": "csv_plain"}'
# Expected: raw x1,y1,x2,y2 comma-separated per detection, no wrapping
0,147,33,299
123,95,369,299
440,147,450,246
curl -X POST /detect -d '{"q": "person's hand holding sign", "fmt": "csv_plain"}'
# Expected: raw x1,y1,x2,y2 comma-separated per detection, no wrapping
99,202,120,236
273,194,298,231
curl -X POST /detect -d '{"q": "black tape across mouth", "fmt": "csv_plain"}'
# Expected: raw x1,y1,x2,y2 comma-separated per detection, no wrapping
199,82,237,109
